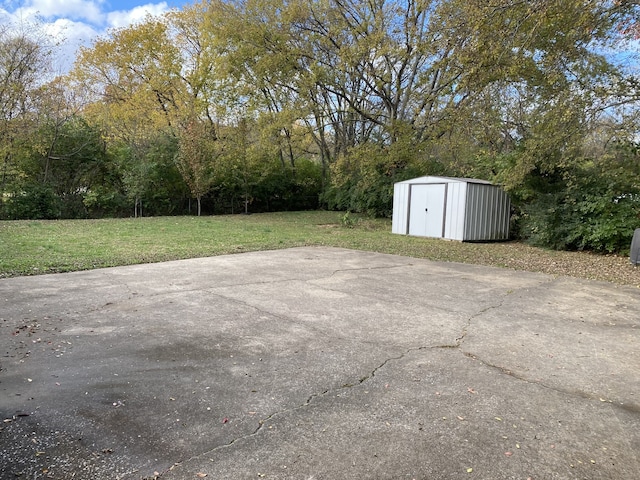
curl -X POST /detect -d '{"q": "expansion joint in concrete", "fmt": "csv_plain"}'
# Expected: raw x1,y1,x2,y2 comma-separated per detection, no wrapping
328,263,411,277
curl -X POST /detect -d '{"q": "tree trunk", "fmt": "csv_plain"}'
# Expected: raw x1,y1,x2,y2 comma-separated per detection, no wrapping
134,197,143,218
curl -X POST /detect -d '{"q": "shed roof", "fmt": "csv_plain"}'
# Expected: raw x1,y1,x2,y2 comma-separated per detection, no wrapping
395,176,493,185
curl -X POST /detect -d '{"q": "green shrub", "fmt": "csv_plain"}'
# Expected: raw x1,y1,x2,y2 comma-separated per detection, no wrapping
83,186,129,218
324,142,433,217
519,168,640,254
5,184,61,220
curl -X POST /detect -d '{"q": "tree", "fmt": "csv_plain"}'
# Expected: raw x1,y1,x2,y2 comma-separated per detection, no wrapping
175,118,219,216
72,16,186,216
8,115,109,218
71,5,242,215
0,21,52,216
206,1,633,184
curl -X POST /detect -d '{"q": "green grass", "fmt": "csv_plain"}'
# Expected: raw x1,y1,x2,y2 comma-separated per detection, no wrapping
0,212,381,276
0,211,638,286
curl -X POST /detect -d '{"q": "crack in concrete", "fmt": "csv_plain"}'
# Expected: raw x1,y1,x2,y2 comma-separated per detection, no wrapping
146,288,518,477
461,350,640,415
454,300,505,347
443,276,640,415
444,290,640,414
133,275,583,478
154,344,424,478
121,332,638,479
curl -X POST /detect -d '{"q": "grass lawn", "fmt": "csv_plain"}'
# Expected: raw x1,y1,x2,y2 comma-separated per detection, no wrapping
0,211,638,286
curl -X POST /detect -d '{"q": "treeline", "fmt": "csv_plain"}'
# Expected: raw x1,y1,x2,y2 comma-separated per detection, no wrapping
1,0,640,253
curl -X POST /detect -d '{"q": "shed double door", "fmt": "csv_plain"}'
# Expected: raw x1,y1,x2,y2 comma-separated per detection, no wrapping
408,183,446,238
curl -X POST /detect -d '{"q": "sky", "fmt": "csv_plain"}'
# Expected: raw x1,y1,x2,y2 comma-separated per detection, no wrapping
1,0,191,72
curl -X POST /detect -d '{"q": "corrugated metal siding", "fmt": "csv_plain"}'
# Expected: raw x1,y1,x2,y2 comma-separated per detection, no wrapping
463,184,510,241
443,182,467,241
392,182,410,234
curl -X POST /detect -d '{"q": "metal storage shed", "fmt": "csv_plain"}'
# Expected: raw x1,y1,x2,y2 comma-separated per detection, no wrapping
392,176,510,241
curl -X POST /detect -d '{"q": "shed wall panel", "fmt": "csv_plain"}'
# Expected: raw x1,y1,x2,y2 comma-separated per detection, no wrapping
392,183,410,234
443,182,467,241
464,184,510,241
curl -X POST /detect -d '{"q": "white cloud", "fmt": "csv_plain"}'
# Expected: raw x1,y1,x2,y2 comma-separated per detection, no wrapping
106,3,170,29
1,1,176,73
43,18,100,72
2,0,107,25
0,8,13,26
44,18,100,45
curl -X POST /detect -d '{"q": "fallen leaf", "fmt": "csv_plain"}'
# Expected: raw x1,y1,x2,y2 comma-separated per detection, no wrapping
457,416,465,421
467,467,473,473
222,417,229,424
505,452,513,457
196,473,208,478
467,387,477,394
